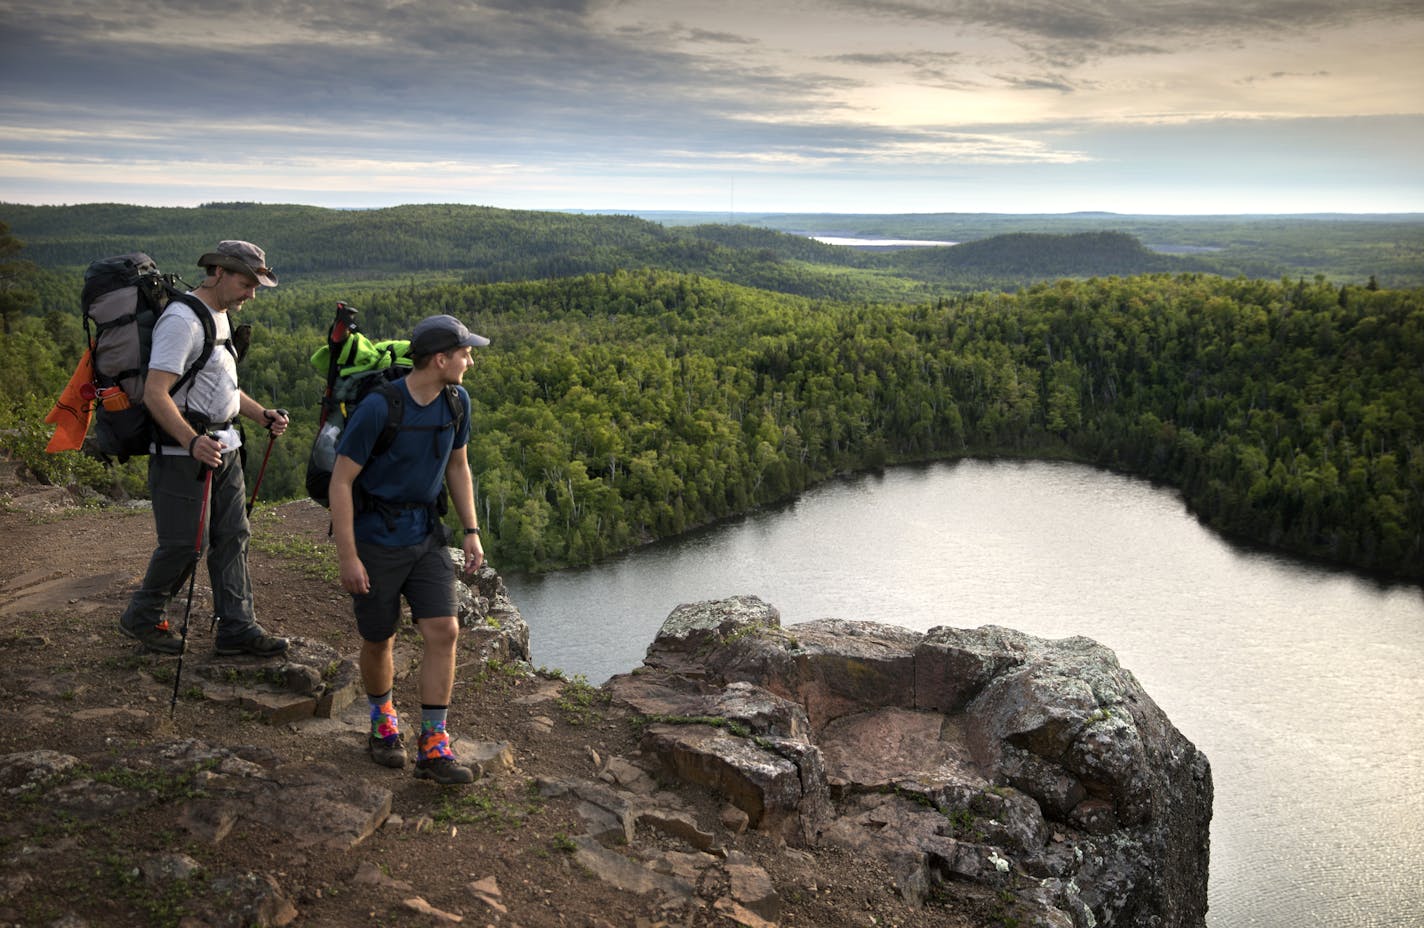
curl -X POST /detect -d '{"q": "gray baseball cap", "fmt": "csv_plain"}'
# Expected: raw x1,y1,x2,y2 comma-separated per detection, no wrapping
197,240,278,287
410,314,490,356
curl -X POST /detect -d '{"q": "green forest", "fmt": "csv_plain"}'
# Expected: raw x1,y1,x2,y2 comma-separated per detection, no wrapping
2,203,1421,582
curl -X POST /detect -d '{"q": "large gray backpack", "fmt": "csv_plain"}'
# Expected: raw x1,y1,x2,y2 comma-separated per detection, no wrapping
81,253,225,460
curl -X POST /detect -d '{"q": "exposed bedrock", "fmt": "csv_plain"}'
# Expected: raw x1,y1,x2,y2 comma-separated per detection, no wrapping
607,595,1213,928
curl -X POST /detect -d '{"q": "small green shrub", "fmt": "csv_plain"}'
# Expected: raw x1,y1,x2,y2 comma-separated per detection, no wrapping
556,674,609,727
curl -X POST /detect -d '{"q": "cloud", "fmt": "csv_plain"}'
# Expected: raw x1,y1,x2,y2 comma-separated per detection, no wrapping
823,0,1420,41
1,2,801,147
0,0,1420,212
819,50,980,91
993,74,1081,94
683,27,759,45
808,0,1424,80
823,51,961,68
1236,70,1332,85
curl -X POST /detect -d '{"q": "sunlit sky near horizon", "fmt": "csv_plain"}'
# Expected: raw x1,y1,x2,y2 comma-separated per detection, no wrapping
2,0,1422,216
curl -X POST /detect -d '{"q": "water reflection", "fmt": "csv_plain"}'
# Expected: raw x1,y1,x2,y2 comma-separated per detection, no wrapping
505,459,1424,927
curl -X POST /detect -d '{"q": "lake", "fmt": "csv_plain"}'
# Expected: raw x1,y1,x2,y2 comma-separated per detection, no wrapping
810,235,959,247
504,459,1424,927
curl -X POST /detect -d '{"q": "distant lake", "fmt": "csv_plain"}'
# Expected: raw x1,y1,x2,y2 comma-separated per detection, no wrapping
811,235,959,247
810,235,1230,255
1147,243,1225,254
506,460,1424,928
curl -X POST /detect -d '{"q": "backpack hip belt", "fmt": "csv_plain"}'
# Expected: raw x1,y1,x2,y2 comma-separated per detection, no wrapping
355,491,445,531
156,413,239,447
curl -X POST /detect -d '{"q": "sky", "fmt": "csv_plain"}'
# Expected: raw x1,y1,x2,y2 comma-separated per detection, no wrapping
1,0,1422,216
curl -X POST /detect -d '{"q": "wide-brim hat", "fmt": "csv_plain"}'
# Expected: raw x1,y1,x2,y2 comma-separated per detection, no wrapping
410,314,490,356
197,240,278,287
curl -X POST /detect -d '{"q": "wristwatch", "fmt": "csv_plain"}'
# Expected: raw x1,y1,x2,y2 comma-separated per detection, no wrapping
463,527,481,536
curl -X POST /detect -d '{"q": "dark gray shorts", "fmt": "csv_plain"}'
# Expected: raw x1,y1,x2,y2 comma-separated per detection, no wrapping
351,532,457,642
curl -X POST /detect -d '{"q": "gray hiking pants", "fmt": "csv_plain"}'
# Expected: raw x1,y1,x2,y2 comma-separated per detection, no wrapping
120,450,259,644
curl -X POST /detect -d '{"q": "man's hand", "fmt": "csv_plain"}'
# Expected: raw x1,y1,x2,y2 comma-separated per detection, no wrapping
262,408,290,436
462,533,484,574
189,433,226,468
340,555,370,595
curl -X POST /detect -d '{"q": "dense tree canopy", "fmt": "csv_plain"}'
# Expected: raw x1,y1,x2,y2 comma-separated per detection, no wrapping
2,206,1420,582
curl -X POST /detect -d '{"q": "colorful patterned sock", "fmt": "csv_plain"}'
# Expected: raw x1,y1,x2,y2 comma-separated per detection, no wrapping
368,691,399,742
419,706,453,760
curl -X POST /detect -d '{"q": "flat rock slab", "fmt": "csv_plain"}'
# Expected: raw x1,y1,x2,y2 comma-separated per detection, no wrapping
819,707,984,792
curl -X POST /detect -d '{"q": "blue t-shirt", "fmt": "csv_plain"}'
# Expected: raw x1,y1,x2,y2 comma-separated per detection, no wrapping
337,379,470,546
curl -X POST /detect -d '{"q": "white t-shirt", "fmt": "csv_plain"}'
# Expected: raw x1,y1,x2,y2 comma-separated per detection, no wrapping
148,294,242,455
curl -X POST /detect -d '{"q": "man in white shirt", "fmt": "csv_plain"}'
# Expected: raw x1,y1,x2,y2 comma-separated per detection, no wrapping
118,240,291,657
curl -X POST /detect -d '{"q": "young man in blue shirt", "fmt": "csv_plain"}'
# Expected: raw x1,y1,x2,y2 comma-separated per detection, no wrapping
329,315,487,785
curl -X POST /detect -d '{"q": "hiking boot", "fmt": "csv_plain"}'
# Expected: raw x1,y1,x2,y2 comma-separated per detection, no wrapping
368,733,408,769
119,615,184,654
414,731,474,785
214,626,289,657
414,754,475,785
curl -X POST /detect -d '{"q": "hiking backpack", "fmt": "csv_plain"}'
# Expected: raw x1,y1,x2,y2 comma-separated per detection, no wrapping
82,253,240,459
305,329,461,509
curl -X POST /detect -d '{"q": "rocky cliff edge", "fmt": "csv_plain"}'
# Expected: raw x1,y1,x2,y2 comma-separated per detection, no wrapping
608,595,1213,928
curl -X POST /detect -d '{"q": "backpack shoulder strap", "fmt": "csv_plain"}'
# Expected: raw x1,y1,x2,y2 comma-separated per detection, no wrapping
166,292,225,396
366,381,461,461
441,385,463,424
371,381,405,457
414,384,461,435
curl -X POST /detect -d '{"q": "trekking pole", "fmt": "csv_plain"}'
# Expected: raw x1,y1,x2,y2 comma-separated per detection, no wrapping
317,302,359,431
171,455,215,718
320,302,358,432
246,407,289,516
333,300,358,343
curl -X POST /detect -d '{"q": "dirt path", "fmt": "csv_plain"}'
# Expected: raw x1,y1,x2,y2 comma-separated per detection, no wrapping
0,470,978,928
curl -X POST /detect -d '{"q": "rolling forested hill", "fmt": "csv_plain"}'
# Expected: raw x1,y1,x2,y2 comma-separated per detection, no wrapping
1,204,1420,582
640,209,1424,288
898,231,1196,278
2,201,1367,302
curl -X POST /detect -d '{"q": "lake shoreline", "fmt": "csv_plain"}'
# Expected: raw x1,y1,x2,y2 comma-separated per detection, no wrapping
507,459,1424,927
